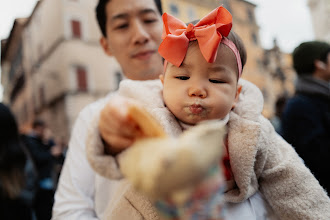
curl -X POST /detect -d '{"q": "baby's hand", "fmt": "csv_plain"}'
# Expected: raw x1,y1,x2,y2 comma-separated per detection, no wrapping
99,96,143,155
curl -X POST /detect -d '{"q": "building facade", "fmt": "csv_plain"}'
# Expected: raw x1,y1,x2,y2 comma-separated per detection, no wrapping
308,0,330,43
1,0,122,141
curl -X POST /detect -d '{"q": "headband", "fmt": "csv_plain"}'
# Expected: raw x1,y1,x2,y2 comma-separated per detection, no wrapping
158,6,242,77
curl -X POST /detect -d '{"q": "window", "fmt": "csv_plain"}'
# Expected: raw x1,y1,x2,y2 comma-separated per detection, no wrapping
71,19,81,39
187,7,197,21
251,33,258,45
39,86,45,107
222,0,232,13
23,103,28,123
75,66,87,91
169,3,179,16
115,71,122,89
247,8,254,23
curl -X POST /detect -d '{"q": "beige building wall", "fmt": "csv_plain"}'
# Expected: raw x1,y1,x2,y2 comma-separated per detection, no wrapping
5,0,121,141
308,0,330,43
1,18,27,105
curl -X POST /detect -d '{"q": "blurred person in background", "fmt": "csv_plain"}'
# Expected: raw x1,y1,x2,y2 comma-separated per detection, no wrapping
270,96,287,135
23,119,64,220
0,103,36,220
281,41,330,192
52,137,67,190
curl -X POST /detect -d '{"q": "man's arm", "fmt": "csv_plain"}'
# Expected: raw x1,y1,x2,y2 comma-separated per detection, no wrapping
52,100,106,220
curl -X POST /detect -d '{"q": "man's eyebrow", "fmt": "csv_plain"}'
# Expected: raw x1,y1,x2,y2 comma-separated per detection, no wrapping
111,9,158,21
138,8,158,16
111,13,128,21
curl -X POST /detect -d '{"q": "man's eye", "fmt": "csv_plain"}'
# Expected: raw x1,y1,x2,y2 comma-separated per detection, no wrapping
209,79,224,84
144,19,157,24
116,24,128,29
176,76,190,80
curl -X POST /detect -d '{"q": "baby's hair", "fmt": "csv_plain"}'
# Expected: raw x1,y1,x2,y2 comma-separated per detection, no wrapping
226,31,247,70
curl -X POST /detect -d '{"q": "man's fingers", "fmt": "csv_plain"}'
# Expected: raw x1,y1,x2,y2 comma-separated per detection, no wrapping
99,110,140,139
100,98,142,138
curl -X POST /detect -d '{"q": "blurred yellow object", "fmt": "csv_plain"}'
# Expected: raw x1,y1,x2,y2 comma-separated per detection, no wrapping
120,104,226,204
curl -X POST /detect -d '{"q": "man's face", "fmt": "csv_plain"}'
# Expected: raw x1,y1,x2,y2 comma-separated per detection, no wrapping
100,0,163,80
161,43,240,125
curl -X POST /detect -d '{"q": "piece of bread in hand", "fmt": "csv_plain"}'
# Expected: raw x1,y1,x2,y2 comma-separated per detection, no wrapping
127,104,167,138
120,105,226,202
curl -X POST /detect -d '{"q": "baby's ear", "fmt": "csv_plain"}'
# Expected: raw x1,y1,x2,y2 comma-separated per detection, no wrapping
232,85,242,109
159,74,164,84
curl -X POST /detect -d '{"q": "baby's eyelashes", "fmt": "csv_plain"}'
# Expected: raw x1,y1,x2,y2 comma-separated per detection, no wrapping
209,79,225,84
175,76,190,80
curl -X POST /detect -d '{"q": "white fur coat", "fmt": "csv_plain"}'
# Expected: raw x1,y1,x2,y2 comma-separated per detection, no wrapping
86,79,330,220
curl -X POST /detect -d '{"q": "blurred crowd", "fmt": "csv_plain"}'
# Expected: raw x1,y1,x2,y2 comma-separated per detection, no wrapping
0,103,66,220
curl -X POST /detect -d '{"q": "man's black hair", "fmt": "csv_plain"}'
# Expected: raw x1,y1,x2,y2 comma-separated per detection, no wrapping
96,0,163,37
293,41,330,75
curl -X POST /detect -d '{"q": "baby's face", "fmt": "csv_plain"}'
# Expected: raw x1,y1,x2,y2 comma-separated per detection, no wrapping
160,43,240,125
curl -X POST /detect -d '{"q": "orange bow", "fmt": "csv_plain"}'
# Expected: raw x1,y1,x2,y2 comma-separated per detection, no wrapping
158,6,232,67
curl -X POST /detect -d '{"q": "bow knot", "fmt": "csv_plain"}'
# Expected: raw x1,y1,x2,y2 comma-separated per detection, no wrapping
158,6,233,67
185,23,196,40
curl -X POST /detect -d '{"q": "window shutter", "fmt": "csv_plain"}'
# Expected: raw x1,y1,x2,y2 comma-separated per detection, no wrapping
71,20,81,38
76,66,87,91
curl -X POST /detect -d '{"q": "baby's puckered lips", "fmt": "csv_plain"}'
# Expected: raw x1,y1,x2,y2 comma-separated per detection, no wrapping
189,104,204,114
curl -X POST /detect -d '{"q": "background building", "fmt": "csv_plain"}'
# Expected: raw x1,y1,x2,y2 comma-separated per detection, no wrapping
1,0,298,141
308,0,330,43
1,0,121,141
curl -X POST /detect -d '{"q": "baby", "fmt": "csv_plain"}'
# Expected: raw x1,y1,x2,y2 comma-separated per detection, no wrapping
87,6,330,220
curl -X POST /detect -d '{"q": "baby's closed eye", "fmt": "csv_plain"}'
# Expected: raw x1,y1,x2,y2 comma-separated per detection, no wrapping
175,76,190,80
209,79,225,84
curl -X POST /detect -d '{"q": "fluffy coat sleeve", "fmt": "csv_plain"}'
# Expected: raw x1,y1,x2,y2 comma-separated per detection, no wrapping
225,79,330,220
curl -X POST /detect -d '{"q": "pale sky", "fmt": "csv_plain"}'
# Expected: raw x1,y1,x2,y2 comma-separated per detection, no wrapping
248,0,314,53
0,0,315,100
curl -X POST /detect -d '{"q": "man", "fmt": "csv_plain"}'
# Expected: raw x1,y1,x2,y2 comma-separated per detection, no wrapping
52,0,163,219
281,41,330,192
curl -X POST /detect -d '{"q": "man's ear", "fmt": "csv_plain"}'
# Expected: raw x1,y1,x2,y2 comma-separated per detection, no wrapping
315,60,327,71
100,37,113,56
159,74,164,84
232,85,242,109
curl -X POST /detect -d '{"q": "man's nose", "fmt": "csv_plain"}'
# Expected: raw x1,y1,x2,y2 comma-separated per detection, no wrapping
188,84,207,98
131,21,150,45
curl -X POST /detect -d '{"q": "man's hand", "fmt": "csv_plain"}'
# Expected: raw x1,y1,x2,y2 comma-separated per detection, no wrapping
99,96,143,155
